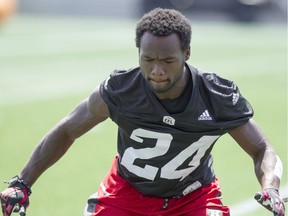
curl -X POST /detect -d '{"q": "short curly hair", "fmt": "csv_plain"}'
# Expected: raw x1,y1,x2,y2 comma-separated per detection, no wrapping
135,8,191,51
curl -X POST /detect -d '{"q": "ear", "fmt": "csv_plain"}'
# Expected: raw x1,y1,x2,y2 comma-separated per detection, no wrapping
185,46,191,61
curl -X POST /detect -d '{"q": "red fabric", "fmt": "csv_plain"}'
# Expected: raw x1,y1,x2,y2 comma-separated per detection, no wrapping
91,156,230,216
19,188,29,205
263,189,269,200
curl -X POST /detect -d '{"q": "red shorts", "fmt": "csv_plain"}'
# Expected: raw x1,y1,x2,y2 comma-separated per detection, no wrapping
84,156,230,216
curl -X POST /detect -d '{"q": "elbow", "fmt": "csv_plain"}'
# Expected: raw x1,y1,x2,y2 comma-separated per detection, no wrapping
251,137,275,162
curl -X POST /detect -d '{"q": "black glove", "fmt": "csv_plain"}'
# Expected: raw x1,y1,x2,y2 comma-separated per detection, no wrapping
0,176,32,216
254,188,285,216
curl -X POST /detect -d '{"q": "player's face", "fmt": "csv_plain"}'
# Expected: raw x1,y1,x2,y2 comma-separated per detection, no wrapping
139,32,190,100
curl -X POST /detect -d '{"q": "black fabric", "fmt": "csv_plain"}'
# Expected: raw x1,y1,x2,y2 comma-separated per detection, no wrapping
99,63,253,198
158,72,192,114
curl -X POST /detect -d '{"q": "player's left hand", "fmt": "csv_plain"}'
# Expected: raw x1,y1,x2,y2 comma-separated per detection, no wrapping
254,188,285,216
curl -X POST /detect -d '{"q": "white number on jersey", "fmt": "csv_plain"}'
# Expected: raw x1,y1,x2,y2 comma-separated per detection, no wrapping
121,128,219,181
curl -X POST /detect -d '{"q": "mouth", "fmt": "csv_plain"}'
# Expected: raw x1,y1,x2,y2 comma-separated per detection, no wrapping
149,78,168,84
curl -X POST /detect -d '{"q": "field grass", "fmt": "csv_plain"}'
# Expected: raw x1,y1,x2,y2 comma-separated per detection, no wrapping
0,15,287,215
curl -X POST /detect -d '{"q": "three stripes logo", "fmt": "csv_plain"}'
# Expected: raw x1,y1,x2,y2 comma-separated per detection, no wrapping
198,110,212,121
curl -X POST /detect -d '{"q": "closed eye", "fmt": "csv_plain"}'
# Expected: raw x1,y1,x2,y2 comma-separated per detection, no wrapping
164,59,175,64
142,56,154,62
141,56,175,63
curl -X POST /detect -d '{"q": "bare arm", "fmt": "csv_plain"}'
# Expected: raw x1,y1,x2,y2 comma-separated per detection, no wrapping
229,118,282,190
18,85,109,186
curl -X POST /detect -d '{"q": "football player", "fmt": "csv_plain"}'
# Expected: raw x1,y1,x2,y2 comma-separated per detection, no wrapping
0,8,285,216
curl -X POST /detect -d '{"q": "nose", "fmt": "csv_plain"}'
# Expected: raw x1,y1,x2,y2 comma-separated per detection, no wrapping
151,63,165,77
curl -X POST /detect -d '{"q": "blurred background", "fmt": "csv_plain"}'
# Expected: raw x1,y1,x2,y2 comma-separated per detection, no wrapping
6,0,288,22
0,0,287,216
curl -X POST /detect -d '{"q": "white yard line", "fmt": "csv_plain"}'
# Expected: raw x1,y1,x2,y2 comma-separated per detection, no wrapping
0,71,106,107
0,83,90,106
230,184,288,216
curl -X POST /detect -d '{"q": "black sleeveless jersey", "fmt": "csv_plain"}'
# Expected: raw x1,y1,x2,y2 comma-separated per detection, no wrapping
99,63,253,198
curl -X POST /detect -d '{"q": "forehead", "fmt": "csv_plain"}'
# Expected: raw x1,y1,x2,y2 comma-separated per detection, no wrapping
139,32,182,57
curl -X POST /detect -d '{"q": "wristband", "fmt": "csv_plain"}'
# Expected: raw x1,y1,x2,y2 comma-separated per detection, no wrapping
8,175,32,196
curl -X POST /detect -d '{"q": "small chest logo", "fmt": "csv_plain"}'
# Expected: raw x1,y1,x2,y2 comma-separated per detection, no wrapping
163,116,175,126
198,110,212,121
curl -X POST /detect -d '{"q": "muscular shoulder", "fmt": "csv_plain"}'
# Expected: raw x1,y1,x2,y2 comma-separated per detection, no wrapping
195,69,253,121
101,67,142,93
99,67,144,107
198,72,239,103
88,85,109,118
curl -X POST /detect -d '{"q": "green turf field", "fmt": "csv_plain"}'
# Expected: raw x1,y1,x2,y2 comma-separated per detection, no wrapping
0,15,287,215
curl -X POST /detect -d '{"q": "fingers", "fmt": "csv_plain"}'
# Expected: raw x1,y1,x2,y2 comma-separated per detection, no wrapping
1,203,14,216
19,205,26,216
254,189,285,216
0,188,27,216
254,191,273,212
1,176,31,216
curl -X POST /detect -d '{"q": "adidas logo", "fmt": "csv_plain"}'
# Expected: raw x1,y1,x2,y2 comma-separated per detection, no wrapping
198,110,212,121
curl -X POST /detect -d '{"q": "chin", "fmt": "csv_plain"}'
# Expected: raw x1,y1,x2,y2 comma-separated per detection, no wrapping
150,85,171,94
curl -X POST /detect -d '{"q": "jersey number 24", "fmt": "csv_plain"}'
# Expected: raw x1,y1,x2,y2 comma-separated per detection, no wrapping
121,128,219,181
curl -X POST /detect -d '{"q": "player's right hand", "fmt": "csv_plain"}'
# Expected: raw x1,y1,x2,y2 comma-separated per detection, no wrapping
0,176,31,216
